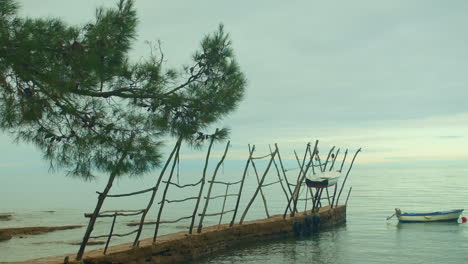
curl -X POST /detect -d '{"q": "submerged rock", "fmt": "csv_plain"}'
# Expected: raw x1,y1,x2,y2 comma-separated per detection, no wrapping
0,225,84,242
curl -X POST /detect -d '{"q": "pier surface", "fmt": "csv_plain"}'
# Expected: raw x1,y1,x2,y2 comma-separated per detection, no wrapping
4,205,345,264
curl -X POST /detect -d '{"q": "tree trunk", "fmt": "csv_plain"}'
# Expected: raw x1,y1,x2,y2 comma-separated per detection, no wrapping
76,151,128,260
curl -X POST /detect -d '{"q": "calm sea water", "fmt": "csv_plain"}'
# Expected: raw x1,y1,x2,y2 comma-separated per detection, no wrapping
1,163,468,263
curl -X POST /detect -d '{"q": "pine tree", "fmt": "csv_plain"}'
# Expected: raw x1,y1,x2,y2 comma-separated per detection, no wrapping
0,0,246,259
0,0,246,180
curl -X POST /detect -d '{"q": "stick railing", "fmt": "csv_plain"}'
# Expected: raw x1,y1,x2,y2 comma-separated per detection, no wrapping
85,210,143,255
230,146,255,227
239,146,278,224
162,179,202,188
197,141,231,233
153,141,182,242
133,137,182,246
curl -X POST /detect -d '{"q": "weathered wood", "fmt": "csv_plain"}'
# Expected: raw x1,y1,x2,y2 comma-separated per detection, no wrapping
77,149,129,260
328,148,340,172
284,140,318,219
98,187,155,198
199,209,235,217
90,229,138,239
153,141,182,242
205,194,238,200
345,187,353,206
158,197,198,204
325,187,331,205
103,213,117,255
239,147,277,224
339,149,348,173
329,149,340,208
262,180,282,188
322,146,336,172
158,215,193,224
290,143,313,216
133,137,182,247
308,144,323,172
162,179,202,188
189,131,217,234
275,143,294,198
218,184,230,226
331,184,338,208
251,153,273,160
250,146,270,218
230,145,255,227
335,148,361,207
269,145,292,213
85,210,144,218
208,179,242,185
197,141,231,233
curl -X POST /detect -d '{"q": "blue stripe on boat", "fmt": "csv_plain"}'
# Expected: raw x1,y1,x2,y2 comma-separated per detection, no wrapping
401,209,464,216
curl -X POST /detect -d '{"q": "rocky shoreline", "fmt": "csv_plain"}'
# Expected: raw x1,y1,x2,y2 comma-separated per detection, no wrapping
0,225,84,242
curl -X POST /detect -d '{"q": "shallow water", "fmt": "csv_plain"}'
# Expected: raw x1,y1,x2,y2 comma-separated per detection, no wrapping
1,163,468,263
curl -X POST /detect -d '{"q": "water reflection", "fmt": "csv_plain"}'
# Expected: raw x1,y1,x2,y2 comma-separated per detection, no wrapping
189,226,346,264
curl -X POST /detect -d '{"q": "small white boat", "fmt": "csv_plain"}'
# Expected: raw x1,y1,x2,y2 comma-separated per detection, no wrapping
394,208,464,223
305,171,341,189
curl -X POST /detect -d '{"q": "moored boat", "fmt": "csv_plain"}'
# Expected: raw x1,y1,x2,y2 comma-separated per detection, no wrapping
394,208,464,223
305,171,341,189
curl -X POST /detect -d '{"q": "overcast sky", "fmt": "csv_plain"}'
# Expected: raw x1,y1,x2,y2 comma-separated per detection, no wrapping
1,0,468,207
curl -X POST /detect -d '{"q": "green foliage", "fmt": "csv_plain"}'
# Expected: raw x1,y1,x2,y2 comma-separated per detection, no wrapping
0,0,246,179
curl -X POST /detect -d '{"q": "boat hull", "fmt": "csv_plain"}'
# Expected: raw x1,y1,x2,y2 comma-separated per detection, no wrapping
305,177,339,188
305,171,341,189
396,209,463,223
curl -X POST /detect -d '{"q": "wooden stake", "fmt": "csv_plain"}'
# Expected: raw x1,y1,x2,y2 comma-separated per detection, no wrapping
133,137,182,246
218,184,230,227
239,147,278,224
197,141,230,233
103,213,117,255
230,145,255,227
335,148,361,207
189,132,217,234
76,150,129,260
269,145,292,213
153,141,182,242
275,144,294,198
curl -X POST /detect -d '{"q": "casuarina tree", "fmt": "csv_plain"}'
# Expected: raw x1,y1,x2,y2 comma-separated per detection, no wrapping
0,0,246,259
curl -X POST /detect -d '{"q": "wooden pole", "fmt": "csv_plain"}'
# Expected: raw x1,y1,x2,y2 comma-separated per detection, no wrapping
308,145,323,172
76,150,129,260
322,146,335,172
250,145,270,218
239,147,277,224
269,145,292,213
329,149,340,208
283,140,318,219
335,148,361,207
275,144,294,197
345,187,353,206
339,149,348,173
153,141,182,242
103,213,117,255
218,184,230,227
325,187,331,205
197,141,230,233
328,148,340,171
132,137,182,246
189,132,217,234
230,146,255,227
291,142,315,216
